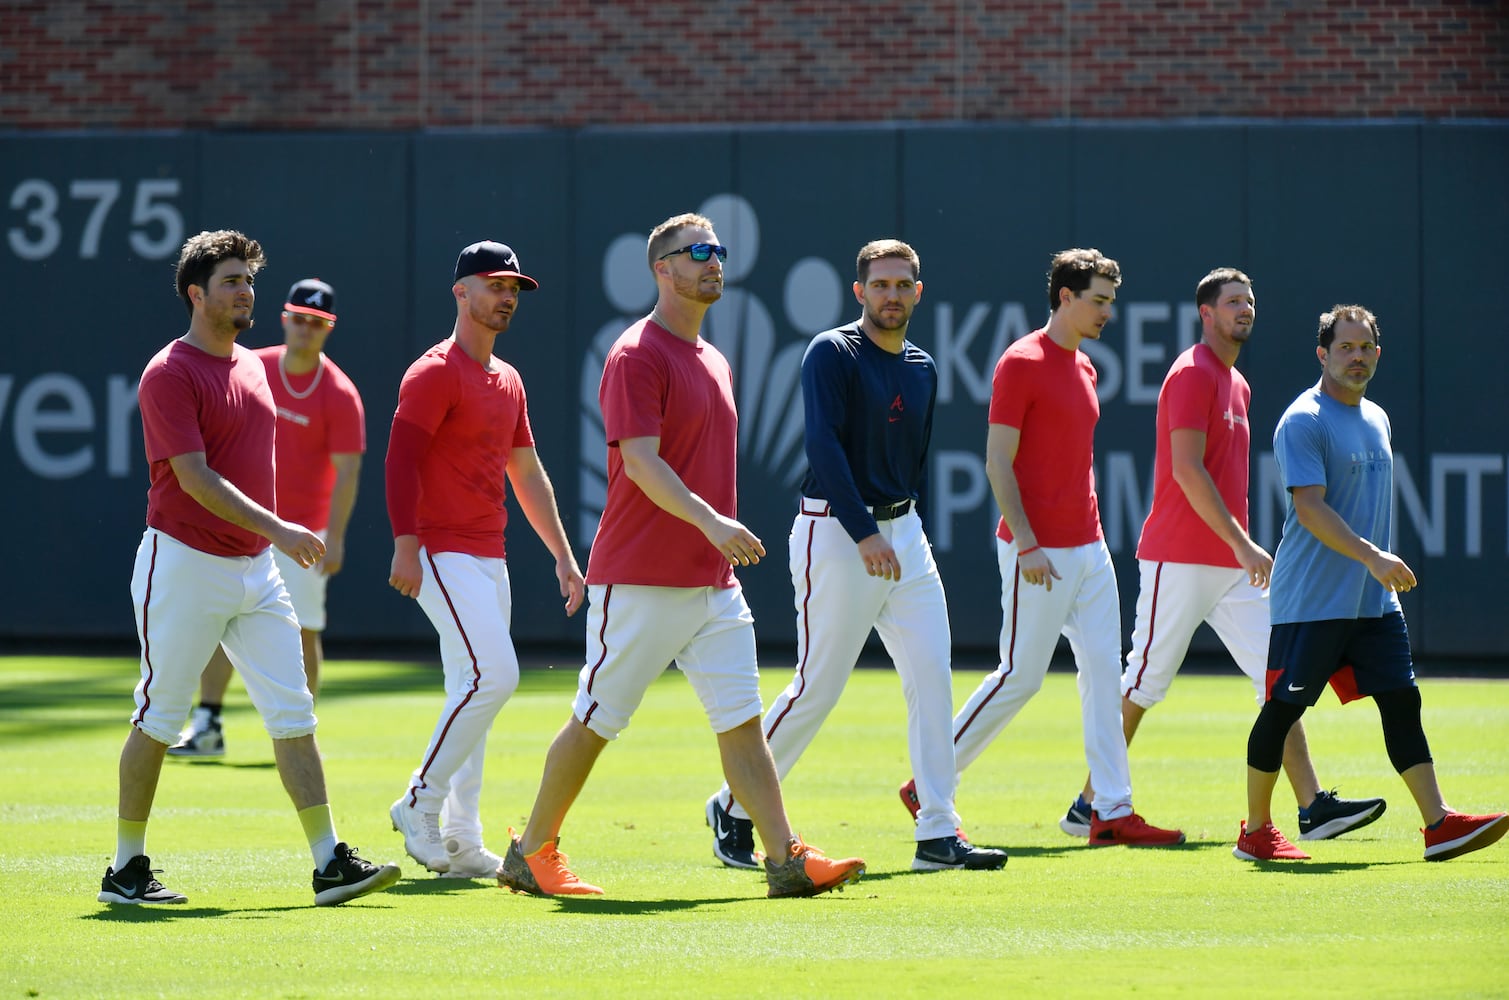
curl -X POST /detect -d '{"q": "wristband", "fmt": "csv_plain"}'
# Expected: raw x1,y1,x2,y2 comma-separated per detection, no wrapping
1018,544,1041,557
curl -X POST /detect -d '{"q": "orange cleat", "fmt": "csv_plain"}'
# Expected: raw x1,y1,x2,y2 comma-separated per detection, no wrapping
765,837,865,898
497,829,604,896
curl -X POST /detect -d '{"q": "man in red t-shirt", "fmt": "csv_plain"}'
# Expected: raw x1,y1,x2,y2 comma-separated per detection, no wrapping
384,241,585,879
496,213,864,900
170,278,366,758
947,248,1184,848
102,229,397,907
1057,268,1386,843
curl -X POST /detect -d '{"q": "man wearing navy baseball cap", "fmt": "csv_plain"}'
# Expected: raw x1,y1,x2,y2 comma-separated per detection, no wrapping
385,238,582,879
453,241,539,290
285,277,339,320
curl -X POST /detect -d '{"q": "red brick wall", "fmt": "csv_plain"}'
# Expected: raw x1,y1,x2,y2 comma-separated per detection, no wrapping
3,0,1505,129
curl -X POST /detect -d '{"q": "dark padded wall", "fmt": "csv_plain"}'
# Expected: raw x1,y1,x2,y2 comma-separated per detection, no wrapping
2,124,1502,658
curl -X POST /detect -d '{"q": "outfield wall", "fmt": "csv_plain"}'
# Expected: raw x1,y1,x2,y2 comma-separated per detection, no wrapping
2,123,1505,660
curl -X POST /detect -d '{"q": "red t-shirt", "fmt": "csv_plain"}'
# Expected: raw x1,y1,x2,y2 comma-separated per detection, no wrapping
255,346,366,531
586,319,738,588
988,329,1103,548
389,340,534,558
1136,342,1251,567
138,339,276,557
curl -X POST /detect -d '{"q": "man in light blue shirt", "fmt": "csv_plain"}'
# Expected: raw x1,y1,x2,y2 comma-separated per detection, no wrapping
1234,304,1506,863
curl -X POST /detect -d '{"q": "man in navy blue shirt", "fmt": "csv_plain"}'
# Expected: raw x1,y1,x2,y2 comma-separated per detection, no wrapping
703,239,1005,873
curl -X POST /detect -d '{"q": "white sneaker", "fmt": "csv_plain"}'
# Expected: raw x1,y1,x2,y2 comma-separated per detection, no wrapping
389,798,449,873
167,710,224,758
440,838,504,879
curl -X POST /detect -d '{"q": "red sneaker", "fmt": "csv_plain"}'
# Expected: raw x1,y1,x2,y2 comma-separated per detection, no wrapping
1423,811,1508,861
899,779,921,821
898,778,972,844
1089,811,1186,847
1234,820,1310,861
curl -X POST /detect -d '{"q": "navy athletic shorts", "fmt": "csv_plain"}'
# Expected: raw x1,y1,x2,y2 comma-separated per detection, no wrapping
1265,612,1416,707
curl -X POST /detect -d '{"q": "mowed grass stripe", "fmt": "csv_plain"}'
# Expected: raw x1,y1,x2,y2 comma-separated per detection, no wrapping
1,655,1505,998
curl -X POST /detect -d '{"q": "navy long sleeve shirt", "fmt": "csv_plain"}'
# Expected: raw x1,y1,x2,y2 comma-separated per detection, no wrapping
798,322,937,542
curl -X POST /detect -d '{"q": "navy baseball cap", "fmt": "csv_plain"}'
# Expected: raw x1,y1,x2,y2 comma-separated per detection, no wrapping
453,240,539,290
284,278,337,321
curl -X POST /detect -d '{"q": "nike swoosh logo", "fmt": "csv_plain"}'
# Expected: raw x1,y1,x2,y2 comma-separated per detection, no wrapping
1287,683,1306,692
105,876,132,894
713,810,734,840
313,872,344,885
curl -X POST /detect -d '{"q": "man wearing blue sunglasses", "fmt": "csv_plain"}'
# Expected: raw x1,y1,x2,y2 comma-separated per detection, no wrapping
500,212,866,900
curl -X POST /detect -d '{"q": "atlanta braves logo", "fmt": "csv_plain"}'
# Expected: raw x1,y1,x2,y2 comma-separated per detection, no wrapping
888,394,904,423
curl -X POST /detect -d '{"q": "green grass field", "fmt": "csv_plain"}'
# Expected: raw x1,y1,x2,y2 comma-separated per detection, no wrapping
3,654,1506,998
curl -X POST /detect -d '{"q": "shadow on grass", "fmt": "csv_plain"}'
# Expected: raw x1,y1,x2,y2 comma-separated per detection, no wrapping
84,905,262,921
994,843,1106,859
1239,859,1408,873
162,758,277,770
529,895,759,914
385,877,498,896
0,657,497,743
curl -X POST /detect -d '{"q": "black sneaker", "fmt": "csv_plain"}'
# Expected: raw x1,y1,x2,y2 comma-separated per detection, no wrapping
1297,789,1387,841
706,793,761,870
912,835,1008,871
98,855,188,904
312,843,401,906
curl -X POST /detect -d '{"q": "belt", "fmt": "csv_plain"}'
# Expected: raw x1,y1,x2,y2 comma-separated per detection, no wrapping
800,497,914,521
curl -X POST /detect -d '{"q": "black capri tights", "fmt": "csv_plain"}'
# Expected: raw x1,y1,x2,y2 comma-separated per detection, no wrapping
1246,687,1432,775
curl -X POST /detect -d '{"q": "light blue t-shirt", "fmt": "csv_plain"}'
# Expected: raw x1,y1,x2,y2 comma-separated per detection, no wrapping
1270,382,1402,625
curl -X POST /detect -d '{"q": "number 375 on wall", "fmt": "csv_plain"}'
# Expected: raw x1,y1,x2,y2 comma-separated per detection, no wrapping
7,178,183,261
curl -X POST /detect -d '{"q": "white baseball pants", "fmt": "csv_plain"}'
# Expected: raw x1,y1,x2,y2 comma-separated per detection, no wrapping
129,528,315,745
952,537,1134,820
1122,560,1269,708
402,549,520,848
573,582,762,740
270,531,329,631
717,505,962,841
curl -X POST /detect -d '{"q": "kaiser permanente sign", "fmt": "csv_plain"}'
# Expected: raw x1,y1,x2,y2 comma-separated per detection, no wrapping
2,123,1503,658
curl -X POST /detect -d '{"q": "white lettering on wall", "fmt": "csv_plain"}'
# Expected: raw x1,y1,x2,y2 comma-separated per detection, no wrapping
0,372,140,479
930,449,989,550
930,300,1204,406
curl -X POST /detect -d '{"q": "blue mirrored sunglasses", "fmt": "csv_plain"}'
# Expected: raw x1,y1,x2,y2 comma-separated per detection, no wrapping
658,242,727,262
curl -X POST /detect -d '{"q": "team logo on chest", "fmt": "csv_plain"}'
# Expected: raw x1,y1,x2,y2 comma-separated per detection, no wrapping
888,394,904,424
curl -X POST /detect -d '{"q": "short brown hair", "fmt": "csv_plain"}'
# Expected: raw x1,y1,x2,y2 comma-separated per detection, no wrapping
1047,248,1121,312
175,229,265,318
647,212,716,271
1195,267,1252,309
1317,304,1380,349
856,239,920,284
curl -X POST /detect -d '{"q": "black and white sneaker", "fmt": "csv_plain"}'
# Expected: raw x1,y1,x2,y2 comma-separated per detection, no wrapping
912,835,1008,871
166,718,224,758
312,843,401,906
1059,794,1092,837
98,855,188,904
705,793,761,870
1297,789,1387,841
